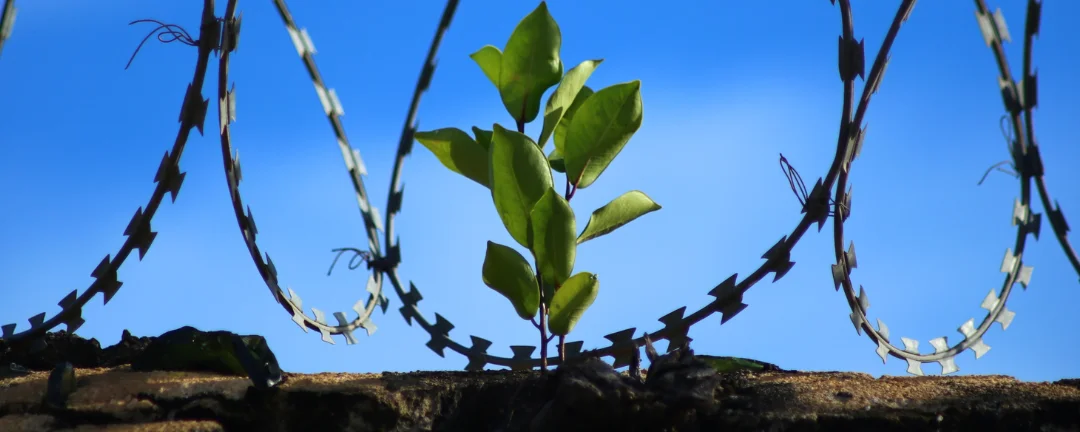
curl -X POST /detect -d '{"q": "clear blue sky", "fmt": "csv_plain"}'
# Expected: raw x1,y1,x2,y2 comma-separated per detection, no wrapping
2,0,1077,382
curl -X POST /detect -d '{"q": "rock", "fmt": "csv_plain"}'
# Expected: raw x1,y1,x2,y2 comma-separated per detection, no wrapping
43,362,75,409
530,355,650,432
0,328,152,372
0,330,102,371
640,335,723,414
529,337,755,431
130,326,284,389
1,326,284,390
101,329,153,368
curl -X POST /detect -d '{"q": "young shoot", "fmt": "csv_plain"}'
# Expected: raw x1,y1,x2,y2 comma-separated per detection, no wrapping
414,1,660,371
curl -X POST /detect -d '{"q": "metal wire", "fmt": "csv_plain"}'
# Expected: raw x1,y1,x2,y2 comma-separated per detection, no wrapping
215,0,386,346
2,0,1071,378
827,0,1072,376
0,0,219,348
1010,0,1080,283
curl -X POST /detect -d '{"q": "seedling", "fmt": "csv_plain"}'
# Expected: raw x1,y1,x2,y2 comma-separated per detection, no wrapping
414,2,660,370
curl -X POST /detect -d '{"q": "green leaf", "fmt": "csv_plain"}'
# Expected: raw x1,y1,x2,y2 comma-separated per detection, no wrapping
489,123,555,248
577,190,661,245
481,241,540,320
563,80,643,189
414,128,490,188
470,45,502,89
538,59,603,149
498,2,563,124
471,126,494,153
529,188,576,286
547,149,566,173
547,272,599,336
553,85,593,154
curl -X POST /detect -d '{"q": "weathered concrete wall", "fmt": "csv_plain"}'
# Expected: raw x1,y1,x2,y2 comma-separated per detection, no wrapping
2,366,1079,431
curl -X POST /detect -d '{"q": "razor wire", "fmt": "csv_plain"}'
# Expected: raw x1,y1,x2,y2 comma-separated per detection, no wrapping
0,0,218,348
362,0,917,372
226,0,1077,375
213,0,391,345
1003,0,1079,282
829,0,1074,376
1,0,1071,378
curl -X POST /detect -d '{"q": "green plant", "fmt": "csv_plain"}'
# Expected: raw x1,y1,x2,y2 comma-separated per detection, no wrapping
414,1,660,370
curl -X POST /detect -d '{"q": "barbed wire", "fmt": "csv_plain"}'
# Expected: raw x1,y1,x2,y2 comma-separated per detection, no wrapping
0,0,219,349
828,0,1075,376
214,0,392,346
363,0,910,371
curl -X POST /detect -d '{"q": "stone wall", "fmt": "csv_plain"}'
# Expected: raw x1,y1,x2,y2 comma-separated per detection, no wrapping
2,366,1079,431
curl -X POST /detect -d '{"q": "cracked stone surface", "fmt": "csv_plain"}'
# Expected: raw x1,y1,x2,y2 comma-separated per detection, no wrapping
2,366,1079,431
2,329,1079,431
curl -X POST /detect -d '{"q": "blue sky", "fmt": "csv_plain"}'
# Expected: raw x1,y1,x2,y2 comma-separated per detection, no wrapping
1,0,1078,382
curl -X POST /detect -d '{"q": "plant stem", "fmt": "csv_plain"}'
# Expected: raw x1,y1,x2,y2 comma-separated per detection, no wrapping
537,267,548,372
518,109,549,372
557,150,574,364
565,159,589,202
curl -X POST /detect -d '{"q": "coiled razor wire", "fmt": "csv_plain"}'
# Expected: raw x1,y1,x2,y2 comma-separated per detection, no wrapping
363,0,915,372
2,0,1071,377
213,0,1077,375
215,0,391,345
832,0,1076,376
0,0,218,349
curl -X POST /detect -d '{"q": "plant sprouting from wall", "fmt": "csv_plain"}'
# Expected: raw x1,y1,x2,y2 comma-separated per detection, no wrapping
414,1,660,370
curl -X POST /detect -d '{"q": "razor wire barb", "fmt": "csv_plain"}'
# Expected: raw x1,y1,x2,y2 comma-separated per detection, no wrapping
0,0,219,349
